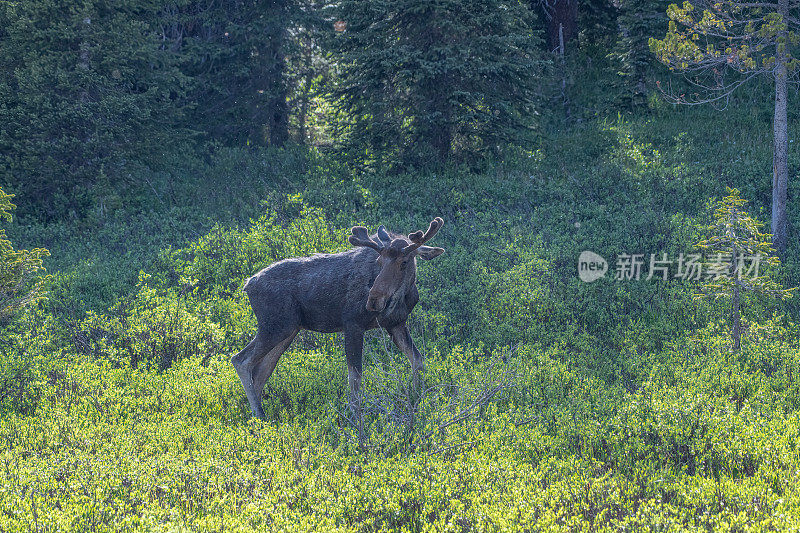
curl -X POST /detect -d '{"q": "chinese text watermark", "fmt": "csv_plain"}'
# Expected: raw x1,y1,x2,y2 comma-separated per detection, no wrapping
578,251,763,283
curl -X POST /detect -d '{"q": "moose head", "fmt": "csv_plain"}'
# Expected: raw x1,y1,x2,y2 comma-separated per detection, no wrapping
349,217,445,312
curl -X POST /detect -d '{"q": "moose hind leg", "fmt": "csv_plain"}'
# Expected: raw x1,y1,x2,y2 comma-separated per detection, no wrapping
251,329,299,410
232,329,297,419
232,338,259,415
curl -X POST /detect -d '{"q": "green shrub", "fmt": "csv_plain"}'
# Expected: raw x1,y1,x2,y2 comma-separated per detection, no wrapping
6,103,800,531
77,274,224,371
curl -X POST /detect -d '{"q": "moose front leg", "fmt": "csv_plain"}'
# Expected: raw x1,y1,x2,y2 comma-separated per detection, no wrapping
344,326,365,416
389,324,424,394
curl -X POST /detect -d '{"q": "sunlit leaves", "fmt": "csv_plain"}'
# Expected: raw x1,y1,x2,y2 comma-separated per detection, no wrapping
650,0,799,102
0,188,49,319
695,187,793,303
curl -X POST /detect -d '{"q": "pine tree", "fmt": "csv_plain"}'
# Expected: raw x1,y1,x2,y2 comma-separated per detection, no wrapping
0,0,189,218
650,0,800,255
332,0,547,167
610,0,670,107
0,188,49,319
695,188,794,351
160,0,327,147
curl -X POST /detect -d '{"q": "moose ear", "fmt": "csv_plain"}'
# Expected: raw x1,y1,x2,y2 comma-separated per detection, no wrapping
416,246,444,260
377,225,392,245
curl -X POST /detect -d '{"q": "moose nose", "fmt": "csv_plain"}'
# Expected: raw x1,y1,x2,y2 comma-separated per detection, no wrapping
366,295,386,312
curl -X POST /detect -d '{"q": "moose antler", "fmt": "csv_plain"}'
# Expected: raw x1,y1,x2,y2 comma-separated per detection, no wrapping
349,226,384,252
403,217,444,254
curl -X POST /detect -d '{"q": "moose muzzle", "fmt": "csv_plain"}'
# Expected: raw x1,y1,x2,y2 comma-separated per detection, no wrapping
366,293,388,313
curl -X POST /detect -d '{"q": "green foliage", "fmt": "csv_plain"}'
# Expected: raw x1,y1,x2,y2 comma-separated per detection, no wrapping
174,207,346,298
4,321,800,530
609,0,671,107
78,275,225,371
5,0,800,527
4,101,800,530
695,188,793,302
0,0,190,218
0,189,49,319
649,0,800,100
695,188,795,349
0,0,330,217
160,0,329,147
331,0,548,167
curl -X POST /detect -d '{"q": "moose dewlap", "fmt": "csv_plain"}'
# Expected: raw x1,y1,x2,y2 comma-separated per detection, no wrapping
231,218,445,419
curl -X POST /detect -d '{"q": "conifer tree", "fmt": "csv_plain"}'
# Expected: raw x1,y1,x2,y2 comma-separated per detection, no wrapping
0,188,49,319
0,0,189,218
332,0,547,166
161,0,326,147
611,0,670,106
695,188,794,351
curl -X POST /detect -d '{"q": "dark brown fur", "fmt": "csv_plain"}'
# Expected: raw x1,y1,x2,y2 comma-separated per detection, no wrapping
232,219,445,419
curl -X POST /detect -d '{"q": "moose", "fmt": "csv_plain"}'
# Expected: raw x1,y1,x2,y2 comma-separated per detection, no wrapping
232,217,445,419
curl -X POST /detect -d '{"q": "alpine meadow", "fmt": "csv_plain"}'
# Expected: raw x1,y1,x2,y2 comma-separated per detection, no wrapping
4,0,800,531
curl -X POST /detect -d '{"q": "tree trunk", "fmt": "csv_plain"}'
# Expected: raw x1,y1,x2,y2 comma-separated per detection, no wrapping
419,72,452,162
252,5,289,148
731,243,741,351
266,30,289,148
541,0,578,52
559,23,571,119
295,36,314,144
771,0,789,255
732,280,741,351
431,120,452,162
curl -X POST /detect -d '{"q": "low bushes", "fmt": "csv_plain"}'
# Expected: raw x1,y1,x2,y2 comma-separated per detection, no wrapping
4,108,800,530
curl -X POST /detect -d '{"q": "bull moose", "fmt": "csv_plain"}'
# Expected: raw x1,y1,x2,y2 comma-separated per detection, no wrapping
232,218,445,419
